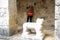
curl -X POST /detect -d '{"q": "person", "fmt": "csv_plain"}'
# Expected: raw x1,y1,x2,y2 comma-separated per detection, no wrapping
26,5,34,22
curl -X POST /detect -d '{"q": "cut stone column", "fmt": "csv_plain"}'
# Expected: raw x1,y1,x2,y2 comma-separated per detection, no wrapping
0,0,18,37
9,0,18,36
55,0,60,39
0,0,9,37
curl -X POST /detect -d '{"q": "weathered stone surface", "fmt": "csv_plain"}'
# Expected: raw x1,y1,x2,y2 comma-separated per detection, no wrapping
9,33,54,40
9,0,18,36
55,0,60,40
0,0,9,37
17,0,54,33
0,0,55,39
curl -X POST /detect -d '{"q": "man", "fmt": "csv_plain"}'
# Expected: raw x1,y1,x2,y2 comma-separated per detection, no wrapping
26,5,34,22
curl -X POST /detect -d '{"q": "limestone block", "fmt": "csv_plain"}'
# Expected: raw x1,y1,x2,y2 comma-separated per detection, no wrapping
0,0,9,37
0,26,9,36
55,0,60,39
9,0,18,36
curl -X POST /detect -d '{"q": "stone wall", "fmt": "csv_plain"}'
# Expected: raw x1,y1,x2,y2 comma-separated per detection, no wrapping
17,0,54,32
8,0,55,36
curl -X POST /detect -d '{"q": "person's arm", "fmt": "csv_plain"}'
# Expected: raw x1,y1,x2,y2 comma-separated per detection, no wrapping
26,6,29,12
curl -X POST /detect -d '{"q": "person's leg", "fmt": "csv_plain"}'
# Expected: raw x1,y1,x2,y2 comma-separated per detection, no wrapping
30,16,33,22
27,16,29,22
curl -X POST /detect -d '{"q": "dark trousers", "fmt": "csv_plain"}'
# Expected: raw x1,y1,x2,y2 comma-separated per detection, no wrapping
27,16,33,22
